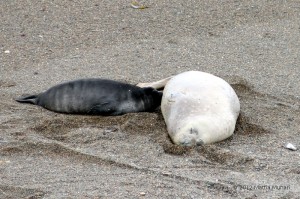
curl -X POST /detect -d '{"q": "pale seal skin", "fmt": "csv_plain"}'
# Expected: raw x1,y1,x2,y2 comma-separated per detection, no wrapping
16,78,162,116
161,71,240,146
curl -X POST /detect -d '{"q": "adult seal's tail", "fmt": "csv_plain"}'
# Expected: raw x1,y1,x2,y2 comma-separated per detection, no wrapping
16,78,162,116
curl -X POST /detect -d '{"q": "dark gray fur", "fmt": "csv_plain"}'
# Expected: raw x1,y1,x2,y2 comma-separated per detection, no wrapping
16,78,162,116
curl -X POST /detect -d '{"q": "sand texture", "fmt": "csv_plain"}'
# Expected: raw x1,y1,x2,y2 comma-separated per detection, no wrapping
1,0,300,198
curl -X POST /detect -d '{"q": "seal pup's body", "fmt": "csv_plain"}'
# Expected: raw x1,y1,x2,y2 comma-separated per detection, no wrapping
16,78,162,116
138,71,240,146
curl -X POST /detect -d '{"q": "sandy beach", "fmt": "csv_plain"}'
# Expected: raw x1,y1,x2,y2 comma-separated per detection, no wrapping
1,0,300,198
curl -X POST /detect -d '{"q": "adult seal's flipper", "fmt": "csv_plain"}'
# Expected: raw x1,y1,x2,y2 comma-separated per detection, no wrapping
137,76,173,90
15,95,38,105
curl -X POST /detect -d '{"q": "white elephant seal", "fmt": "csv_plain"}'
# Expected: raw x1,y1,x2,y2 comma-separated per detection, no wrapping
16,78,162,116
161,71,240,146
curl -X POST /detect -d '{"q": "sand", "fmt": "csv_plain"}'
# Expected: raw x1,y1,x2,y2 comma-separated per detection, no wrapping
1,0,300,198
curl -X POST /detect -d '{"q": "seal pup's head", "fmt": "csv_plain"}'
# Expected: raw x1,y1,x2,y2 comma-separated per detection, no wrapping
137,87,162,111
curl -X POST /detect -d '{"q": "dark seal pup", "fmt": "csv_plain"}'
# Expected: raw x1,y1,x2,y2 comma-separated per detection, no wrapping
16,78,162,116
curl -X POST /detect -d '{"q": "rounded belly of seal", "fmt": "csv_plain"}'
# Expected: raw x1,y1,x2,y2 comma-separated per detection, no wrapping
161,71,240,146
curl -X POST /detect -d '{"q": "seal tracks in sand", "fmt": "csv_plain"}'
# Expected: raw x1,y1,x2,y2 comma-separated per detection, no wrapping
0,112,264,197
234,112,271,136
30,112,167,145
18,110,253,168
0,137,155,174
230,77,300,139
162,142,255,172
0,79,16,88
229,77,299,134
27,108,258,171
230,76,300,111
0,100,40,132
0,138,238,198
31,115,125,143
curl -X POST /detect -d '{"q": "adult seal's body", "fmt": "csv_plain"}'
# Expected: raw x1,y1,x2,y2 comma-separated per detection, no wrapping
16,78,162,116
138,71,240,146
162,71,240,146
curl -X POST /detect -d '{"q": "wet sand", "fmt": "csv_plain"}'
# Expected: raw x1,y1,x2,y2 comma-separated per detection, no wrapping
1,0,300,198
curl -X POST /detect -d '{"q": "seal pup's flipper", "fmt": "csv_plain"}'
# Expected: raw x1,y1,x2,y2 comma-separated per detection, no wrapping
15,95,38,105
88,102,119,116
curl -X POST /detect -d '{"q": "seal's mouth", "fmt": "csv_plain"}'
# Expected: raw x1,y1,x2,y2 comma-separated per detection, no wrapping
179,139,195,146
178,139,204,146
172,134,204,146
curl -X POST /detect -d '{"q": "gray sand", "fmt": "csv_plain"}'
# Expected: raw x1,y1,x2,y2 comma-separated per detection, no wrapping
1,0,299,198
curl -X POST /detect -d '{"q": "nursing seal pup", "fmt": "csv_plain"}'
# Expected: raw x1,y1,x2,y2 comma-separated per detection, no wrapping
16,78,162,116
138,71,240,146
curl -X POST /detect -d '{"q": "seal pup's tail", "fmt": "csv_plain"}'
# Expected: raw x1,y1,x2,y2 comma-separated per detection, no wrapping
15,95,38,105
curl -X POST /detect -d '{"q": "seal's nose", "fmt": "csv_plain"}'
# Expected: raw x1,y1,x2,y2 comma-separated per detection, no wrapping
196,140,204,146
179,141,189,146
180,138,196,146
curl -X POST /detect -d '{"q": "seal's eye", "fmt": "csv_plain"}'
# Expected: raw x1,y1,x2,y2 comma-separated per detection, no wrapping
189,128,198,135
